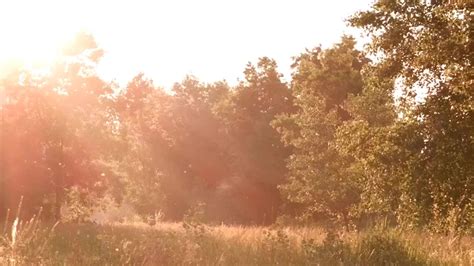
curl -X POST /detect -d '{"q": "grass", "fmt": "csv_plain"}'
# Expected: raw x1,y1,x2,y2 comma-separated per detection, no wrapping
0,198,58,265
1,218,473,265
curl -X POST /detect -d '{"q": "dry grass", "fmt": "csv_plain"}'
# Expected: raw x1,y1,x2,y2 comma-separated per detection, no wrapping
1,217,473,265
0,197,58,265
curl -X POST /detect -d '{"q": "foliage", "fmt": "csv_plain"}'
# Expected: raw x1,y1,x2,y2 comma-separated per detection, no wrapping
301,231,352,265
110,58,293,224
222,57,295,224
0,32,113,220
347,0,474,232
60,186,104,223
272,36,368,224
0,0,472,234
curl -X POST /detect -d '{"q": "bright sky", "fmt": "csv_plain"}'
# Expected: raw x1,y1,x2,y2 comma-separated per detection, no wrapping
0,0,374,89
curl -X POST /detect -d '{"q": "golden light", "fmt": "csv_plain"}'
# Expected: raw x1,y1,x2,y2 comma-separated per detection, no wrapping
0,0,373,87
0,0,79,67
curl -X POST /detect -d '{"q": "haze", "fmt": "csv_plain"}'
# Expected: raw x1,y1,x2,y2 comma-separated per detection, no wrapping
0,0,373,88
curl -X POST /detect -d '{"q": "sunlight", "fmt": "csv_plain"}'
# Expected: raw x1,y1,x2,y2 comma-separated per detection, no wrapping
1,0,472,264
0,1,76,66
1,0,373,87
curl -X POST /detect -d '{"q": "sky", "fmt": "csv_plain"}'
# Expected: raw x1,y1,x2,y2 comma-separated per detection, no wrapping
0,0,374,89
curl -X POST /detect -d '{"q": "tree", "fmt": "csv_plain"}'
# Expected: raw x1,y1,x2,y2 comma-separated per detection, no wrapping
272,37,368,224
221,57,294,224
348,0,473,231
0,32,113,220
115,75,235,221
113,74,167,217
335,68,400,222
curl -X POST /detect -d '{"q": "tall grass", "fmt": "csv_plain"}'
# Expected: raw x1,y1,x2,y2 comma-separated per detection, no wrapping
0,197,58,265
1,207,473,265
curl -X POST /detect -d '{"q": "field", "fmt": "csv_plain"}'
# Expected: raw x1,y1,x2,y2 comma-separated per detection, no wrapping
1,218,472,265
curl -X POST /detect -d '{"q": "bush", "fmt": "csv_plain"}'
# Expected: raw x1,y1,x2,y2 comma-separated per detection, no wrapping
302,230,352,265
354,232,428,265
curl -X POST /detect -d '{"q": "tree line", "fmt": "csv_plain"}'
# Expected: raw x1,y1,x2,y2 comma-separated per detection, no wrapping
0,1,472,232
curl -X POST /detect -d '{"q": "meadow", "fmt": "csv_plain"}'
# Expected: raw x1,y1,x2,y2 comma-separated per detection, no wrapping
1,214,472,265
1,1,473,265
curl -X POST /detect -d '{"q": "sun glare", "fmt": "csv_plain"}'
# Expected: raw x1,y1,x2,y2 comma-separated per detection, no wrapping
0,1,79,67
0,0,372,87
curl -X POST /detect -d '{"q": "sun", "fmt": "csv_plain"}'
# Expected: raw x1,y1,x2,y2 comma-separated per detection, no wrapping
0,0,80,66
